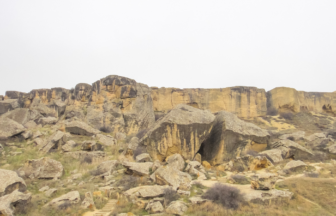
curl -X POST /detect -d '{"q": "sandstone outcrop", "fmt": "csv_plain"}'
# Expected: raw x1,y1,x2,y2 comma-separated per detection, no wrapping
199,111,269,165
0,117,25,140
19,157,63,179
0,169,26,197
140,104,215,161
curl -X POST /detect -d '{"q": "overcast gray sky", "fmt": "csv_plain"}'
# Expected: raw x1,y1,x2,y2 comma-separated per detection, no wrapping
1,1,336,95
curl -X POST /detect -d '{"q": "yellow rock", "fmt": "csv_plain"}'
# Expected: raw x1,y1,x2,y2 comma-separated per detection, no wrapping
202,161,211,169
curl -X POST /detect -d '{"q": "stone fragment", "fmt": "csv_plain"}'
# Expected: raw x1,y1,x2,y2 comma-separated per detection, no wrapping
41,131,67,153
136,153,152,162
45,188,57,197
166,154,185,171
146,201,164,214
24,121,37,129
0,117,25,140
39,117,58,125
283,160,307,172
202,161,211,169
0,190,32,216
328,144,336,154
259,149,283,163
21,130,32,139
251,173,278,190
81,192,95,209
305,133,326,142
124,185,171,199
65,121,100,136
81,141,103,151
0,169,26,197
272,139,313,159
62,140,77,152
32,130,42,138
152,160,162,172
152,166,192,190
44,191,81,209
19,157,63,179
96,134,117,146
94,160,119,176
165,201,188,216
122,161,153,176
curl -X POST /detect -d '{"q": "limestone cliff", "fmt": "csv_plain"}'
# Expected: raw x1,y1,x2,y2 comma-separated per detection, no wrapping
151,87,267,119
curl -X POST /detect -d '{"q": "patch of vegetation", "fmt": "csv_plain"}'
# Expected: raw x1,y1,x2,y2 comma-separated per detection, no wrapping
231,174,250,185
201,183,244,210
163,188,180,207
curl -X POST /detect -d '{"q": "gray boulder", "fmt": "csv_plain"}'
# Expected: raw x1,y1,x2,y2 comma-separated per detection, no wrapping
283,160,307,172
62,140,77,152
124,185,171,199
44,191,80,209
122,161,153,176
165,201,188,216
0,99,19,115
146,201,164,214
152,166,192,190
136,153,152,162
39,117,58,125
166,154,185,171
0,117,25,140
41,131,67,153
65,121,100,136
96,134,117,146
272,140,313,159
259,149,283,163
95,160,119,176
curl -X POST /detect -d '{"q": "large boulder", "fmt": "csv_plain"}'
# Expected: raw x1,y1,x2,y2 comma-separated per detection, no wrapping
122,161,153,176
95,134,117,146
140,104,215,161
94,160,119,176
1,108,41,125
0,117,25,140
0,169,26,197
251,173,278,190
124,185,171,199
44,191,81,209
0,190,32,216
152,166,192,190
38,117,58,125
259,149,283,163
0,99,19,115
18,157,63,179
200,111,270,165
40,131,67,153
65,121,100,136
146,201,164,214
166,154,185,171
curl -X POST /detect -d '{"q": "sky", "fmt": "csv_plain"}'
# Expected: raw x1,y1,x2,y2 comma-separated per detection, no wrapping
1,1,336,95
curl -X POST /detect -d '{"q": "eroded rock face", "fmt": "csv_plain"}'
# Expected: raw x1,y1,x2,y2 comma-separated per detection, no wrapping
200,111,270,165
151,86,267,119
19,157,63,179
140,104,215,161
0,169,26,197
0,190,32,216
0,117,26,140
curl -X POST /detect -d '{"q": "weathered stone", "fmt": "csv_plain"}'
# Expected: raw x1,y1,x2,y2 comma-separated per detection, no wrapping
0,169,26,197
21,130,32,139
62,140,77,152
24,120,37,129
39,117,58,125
95,160,119,176
122,161,153,176
146,201,164,214
152,166,192,190
32,130,42,138
140,104,215,161
165,201,188,216
228,155,273,172
45,188,58,197
152,160,162,172
81,141,103,151
189,196,207,204
279,131,305,141
44,191,81,209
259,149,283,163
124,185,171,199
202,161,211,169
194,153,202,163
96,134,117,146
251,173,278,190
136,153,152,162
65,121,100,136
81,192,95,209
328,144,336,154
34,138,46,149
39,186,49,192
1,108,41,125
166,153,185,171
305,132,326,142
200,111,270,165
0,190,32,216
185,161,206,180
0,99,19,115
65,151,106,163
19,157,63,179
283,160,307,172
41,131,67,153
0,117,25,140
272,140,313,159
116,132,126,140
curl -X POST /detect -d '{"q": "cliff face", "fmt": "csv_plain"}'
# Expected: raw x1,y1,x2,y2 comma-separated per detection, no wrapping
267,87,336,115
151,86,267,119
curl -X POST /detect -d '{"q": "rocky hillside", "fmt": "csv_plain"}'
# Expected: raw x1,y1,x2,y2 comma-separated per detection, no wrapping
0,75,336,216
